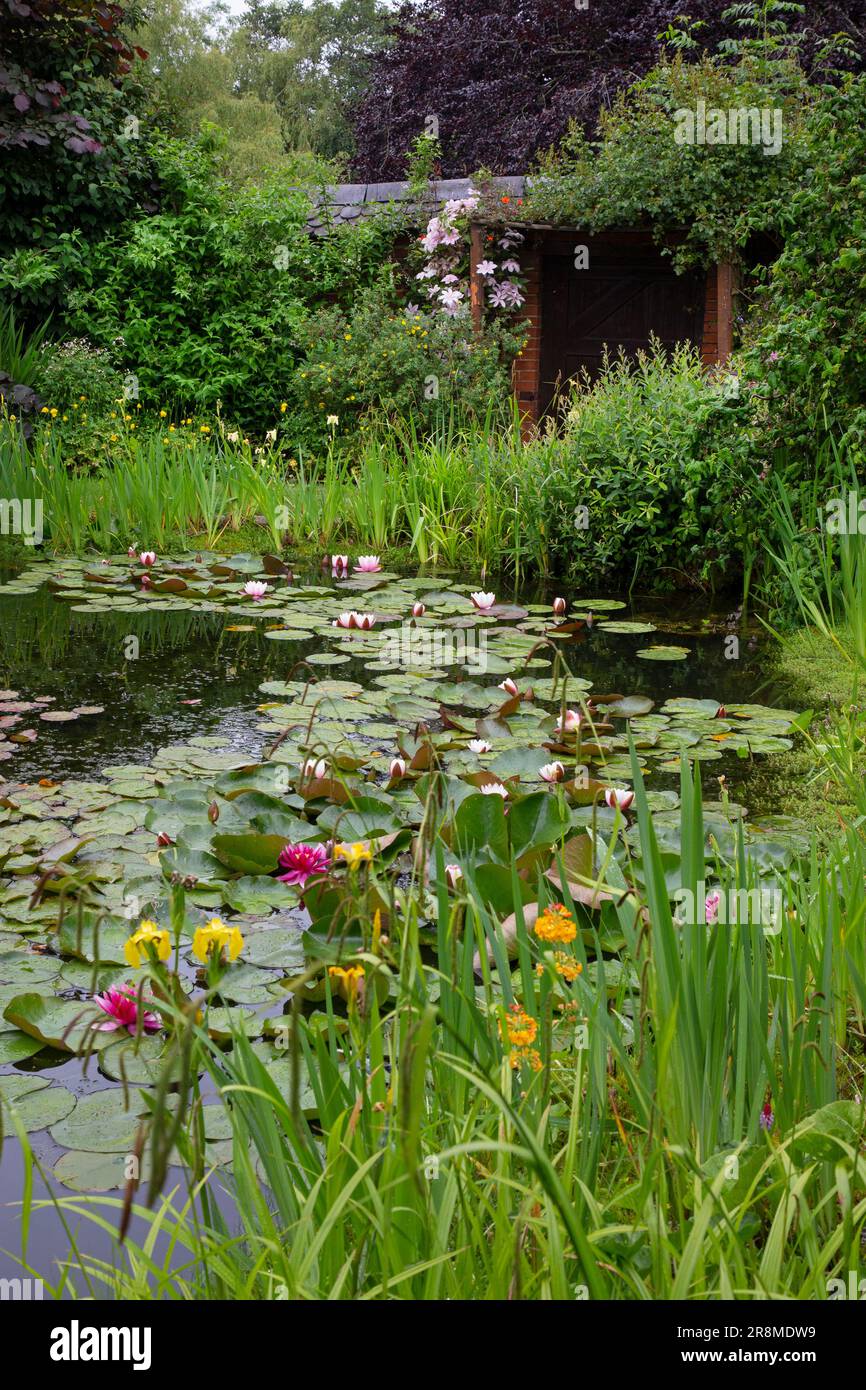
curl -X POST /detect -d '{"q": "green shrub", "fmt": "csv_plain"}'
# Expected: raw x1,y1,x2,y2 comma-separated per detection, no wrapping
284,280,521,453
535,341,755,591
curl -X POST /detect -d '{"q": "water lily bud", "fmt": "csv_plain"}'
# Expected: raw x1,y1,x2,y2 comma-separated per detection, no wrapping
156,831,174,847
498,677,518,696
604,787,634,812
445,863,462,889
389,757,406,780
208,801,220,824
539,761,565,783
553,596,567,616
412,601,426,617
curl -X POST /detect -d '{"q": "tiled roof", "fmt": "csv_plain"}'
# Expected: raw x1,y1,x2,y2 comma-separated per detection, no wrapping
305,175,527,235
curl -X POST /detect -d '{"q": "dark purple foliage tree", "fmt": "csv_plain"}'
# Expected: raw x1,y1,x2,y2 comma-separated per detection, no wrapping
349,0,866,179
0,0,153,256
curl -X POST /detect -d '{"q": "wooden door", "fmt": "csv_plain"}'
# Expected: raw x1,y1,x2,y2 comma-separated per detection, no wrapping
538,238,705,417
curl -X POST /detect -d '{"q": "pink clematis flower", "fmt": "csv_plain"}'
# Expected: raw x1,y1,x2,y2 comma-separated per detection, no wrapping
277,841,331,889
476,260,497,276
92,983,161,1035
139,551,156,567
243,581,270,600
604,787,635,812
354,556,382,573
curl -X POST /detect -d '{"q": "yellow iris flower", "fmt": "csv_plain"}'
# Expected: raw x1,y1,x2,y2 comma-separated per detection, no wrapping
124,919,171,968
192,917,244,964
334,842,372,870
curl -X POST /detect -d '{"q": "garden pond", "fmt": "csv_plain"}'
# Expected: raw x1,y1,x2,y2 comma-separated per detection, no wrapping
0,552,810,1275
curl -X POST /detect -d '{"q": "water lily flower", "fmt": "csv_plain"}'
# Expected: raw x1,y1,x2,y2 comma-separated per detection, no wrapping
92,983,161,1035
334,841,373,870
124,919,171,968
277,841,331,888
242,580,270,600
445,863,462,889
333,611,375,629
705,890,722,925
140,574,152,589
469,738,491,753
127,545,137,558
192,916,244,964
539,761,565,783
155,830,174,847
354,555,382,573
333,611,356,628
412,601,426,617
716,704,727,718
389,757,406,780
498,677,518,696
556,709,582,734
139,551,156,567
332,554,349,574
470,591,495,610
553,596,567,616
604,787,635,812
300,757,328,781
480,783,508,798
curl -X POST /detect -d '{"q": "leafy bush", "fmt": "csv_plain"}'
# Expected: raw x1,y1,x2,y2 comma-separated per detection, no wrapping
534,341,754,591
34,134,408,431
284,280,521,452
32,337,125,417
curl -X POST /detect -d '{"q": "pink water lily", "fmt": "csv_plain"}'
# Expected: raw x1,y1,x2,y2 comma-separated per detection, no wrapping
332,554,349,574
539,761,565,783
604,787,635,812
333,611,375,630
139,551,156,567
470,591,495,610
412,601,426,617
354,555,382,573
556,710,582,734
127,545,137,558
301,757,328,781
92,983,161,1035
155,830,174,847
498,677,518,697
553,596,567,616
243,580,270,600
277,841,331,888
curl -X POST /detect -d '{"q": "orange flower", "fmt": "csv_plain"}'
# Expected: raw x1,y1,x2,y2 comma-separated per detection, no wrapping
536,952,583,981
509,1047,542,1071
502,1003,537,1048
534,904,577,944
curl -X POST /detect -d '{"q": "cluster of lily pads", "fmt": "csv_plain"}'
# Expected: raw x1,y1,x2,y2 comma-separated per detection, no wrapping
0,552,808,1191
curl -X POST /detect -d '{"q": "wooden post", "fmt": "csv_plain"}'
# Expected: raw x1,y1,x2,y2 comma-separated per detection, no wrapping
716,260,734,363
469,223,484,334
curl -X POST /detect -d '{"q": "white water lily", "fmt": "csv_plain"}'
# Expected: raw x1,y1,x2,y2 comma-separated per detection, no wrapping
539,761,565,783
470,591,496,610
301,758,328,781
469,738,491,754
389,757,407,779
480,783,508,798
498,677,518,696
604,787,635,811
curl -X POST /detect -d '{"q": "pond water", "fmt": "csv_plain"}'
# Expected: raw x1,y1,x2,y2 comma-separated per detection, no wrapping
0,552,804,1285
